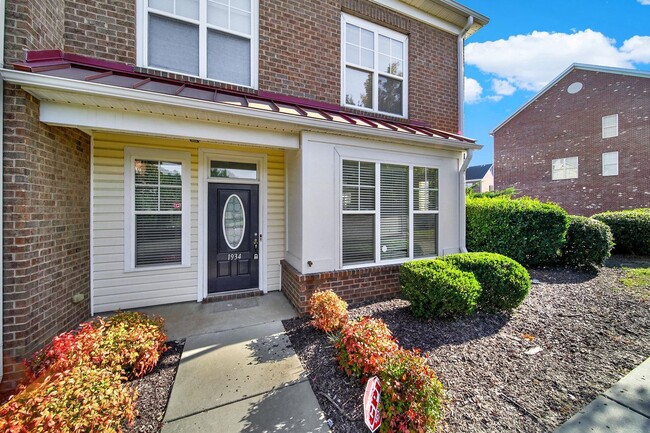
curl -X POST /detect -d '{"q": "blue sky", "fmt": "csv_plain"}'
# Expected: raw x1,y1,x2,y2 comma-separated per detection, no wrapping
459,0,650,166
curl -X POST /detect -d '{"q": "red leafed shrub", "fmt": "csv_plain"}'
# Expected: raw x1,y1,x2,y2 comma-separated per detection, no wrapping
25,312,167,382
378,348,444,433
334,317,399,378
308,290,349,333
0,365,137,433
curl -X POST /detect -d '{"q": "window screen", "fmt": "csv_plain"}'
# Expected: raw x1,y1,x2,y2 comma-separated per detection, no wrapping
148,14,199,76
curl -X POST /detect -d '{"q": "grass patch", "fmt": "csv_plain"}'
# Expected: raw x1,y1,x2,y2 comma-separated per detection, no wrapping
621,267,650,288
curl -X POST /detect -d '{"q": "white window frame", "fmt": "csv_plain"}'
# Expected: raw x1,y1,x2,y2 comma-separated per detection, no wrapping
551,156,579,180
602,114,618,139
341,13,409,118
136,0,259,89
602,151,619,177
339,159,439,268
124,147,192,272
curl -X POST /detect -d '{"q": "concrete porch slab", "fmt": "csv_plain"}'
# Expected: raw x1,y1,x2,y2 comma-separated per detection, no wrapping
161,381,327,433
129,292,298,340
164,321,308,422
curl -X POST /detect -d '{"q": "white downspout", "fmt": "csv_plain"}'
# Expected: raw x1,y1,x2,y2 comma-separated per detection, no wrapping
1,0,6,383
457,15,474,254
457,15,474,135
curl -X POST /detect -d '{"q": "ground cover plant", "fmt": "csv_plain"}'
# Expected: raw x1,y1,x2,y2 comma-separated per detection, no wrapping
593,208,650,255
287,262,650,433
0,312,168,433
466,196,569,266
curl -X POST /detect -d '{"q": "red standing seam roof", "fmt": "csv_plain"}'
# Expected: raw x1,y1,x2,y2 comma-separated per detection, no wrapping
13,50,476,144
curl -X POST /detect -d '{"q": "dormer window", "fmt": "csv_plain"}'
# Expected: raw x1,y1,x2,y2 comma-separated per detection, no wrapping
139,0,258,88
341,13,408,117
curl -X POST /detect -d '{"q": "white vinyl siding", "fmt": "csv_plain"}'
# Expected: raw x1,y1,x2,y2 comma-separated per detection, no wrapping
602,114,618,138
92,134,284,312
602,151,619,176
552,157,578,180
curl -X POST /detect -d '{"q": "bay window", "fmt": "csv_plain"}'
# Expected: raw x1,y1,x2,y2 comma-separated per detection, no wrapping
341,160,438,266
141,0,258,87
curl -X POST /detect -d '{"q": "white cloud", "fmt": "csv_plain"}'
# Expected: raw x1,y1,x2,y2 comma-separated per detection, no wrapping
621,36,650,63
638,0,650,6
466,29,650,96
464,77,483,104
492,79,516,96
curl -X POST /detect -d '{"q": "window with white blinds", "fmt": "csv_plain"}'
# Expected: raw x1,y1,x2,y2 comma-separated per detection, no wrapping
125,148,191,270
341,160,438,266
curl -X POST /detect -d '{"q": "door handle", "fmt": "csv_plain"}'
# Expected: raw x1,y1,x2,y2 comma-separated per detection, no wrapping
253,233,259,253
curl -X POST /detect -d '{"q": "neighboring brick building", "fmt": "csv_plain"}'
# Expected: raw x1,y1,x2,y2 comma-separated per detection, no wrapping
1,0,487,394
493,64,650,216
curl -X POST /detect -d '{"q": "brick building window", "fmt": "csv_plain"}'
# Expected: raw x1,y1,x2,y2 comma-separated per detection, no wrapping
602,151,619,176
602,114,618,138
341,13,408,117
125,148,191,270
551,157,579,180
139,0,259,87
341,160,437,266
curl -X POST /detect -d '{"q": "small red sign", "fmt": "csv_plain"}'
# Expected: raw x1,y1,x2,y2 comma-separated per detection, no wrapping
363,376,382,432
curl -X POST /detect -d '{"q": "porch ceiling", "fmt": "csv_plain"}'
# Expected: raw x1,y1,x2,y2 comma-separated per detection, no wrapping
2,51,481,151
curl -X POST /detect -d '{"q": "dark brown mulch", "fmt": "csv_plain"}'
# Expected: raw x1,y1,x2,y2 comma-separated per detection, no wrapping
283,266,650,433
123,340,184,433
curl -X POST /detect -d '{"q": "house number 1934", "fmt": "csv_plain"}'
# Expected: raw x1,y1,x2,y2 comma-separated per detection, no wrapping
227,253,242,260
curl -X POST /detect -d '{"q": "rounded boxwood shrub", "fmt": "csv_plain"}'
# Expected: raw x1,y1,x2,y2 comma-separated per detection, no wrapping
443,252,531,311
466,197,569,267
400,259,481,318
560,215,614,270
592,208,650,255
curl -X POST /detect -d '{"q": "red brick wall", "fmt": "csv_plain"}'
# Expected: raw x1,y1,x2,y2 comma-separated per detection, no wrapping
2,0,91,398
494,69,650,216
5,0,459,131
281,260,400,315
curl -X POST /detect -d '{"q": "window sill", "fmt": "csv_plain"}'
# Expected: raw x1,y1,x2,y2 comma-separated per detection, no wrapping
124,263,192,273
341,255,438,270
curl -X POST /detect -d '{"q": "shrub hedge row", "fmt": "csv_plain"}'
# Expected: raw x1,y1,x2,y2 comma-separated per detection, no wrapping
593,208,650,255
466,197,569,267
560,215,614,270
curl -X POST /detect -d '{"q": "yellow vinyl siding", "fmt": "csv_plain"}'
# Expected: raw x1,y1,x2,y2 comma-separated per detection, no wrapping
92,132,285,312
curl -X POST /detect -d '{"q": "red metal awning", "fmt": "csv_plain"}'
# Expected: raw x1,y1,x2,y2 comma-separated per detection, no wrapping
12,50,476,144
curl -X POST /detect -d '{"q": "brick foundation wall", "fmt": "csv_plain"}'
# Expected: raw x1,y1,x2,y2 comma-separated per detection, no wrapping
494,69,650,216
2,0,92,398
281,260,401,315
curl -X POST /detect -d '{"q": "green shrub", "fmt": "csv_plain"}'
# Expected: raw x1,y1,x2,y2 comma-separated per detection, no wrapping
443,252,531,311
308,290,348,333
560,215,614,269
334,317,399,378
400,259,481,318
0,365,136,433
466,197,569,267
379,348,444,433
592,208,650,255
467,187,517,199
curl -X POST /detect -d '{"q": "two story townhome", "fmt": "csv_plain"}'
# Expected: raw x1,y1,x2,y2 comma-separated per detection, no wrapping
493,64,650,216
0,0,487,394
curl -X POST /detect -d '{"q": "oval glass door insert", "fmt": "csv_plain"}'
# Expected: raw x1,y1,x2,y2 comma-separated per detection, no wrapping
223,194,246,250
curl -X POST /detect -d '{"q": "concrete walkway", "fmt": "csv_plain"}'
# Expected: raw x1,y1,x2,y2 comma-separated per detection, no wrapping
133,294,328,433
555,357,650,433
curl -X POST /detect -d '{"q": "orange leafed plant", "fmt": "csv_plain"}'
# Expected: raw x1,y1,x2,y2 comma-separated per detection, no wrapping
308,290,349,333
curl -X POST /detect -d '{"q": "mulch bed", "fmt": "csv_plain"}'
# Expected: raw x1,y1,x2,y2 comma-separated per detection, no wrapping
283,265,650,433
123,340,184,433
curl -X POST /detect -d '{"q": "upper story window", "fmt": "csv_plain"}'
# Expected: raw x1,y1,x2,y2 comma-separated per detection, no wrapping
341,13,408,117
602,114,618,138
140,0,258,88
551,157,578,180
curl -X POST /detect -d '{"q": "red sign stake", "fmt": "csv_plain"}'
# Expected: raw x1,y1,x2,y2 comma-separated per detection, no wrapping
363,376,382,432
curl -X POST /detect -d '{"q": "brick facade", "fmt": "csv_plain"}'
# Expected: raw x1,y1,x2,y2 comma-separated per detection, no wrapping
281,260,401,315
2,0,91,397
494,68,650,216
